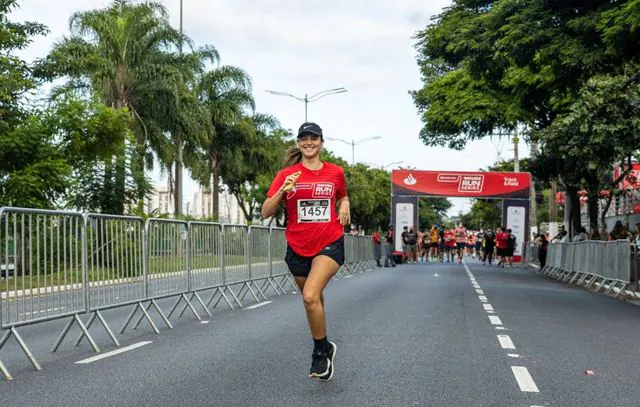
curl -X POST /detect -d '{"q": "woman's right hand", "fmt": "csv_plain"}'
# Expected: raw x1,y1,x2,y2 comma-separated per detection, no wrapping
281,171,302,192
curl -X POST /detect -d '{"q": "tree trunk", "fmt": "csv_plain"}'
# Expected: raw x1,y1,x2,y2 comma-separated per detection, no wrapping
211,160,220,222
114,145,127,215
565,185,581,238
600,193,614,239
550,180,558,223
587,189,599,236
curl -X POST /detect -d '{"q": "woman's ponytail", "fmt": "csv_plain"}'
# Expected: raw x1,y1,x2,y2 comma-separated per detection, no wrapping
284,147,302,167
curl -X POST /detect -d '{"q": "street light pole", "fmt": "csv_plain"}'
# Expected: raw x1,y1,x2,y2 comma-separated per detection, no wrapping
265,88,347,122
324,136,382,166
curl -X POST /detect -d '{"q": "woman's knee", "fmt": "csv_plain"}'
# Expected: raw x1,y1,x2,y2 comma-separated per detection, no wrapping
303,291,322,308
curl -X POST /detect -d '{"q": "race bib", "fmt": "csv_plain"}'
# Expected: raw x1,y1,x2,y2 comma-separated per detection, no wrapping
297,199,330,223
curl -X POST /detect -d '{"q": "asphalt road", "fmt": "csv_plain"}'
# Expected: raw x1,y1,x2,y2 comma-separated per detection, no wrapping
2,259,640,406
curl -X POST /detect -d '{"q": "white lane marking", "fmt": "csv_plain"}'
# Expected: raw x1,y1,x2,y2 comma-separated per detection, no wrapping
475,289,484,295
200,320,210,324
511,366,540,393
489,315,503,325
344,275,353,279
246,301,273,310
483,304,494,311
497,334,516,349
508,354,520,358
472,283,480,289
292,291,297,294
495,326,507,331
76,341,152,364
478,295,488,302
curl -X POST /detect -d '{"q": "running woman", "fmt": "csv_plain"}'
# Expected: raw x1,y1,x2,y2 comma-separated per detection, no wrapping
261,122,350,382
443,228,456,262
454,222,467,263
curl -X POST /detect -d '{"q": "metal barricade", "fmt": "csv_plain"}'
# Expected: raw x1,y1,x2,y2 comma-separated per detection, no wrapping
120,218,193,336
184,222,231,311
221,224,252,307
269,227,294,293
0,208,87,374
248,226,275,299
540,239,636,299
63,214,145,353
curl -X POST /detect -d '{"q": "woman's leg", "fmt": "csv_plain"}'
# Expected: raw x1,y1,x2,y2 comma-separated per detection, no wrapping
294,276,324,309
301,256,340,340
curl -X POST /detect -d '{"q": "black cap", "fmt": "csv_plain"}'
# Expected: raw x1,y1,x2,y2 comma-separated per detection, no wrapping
297,122,323,138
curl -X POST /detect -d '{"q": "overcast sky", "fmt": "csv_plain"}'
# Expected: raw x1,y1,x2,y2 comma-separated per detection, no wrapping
11,0,530,216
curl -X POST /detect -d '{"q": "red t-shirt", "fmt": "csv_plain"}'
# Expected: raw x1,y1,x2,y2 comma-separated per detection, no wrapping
444,230,456,247
496,232,509,249
267,162,347,257
454,227,467,243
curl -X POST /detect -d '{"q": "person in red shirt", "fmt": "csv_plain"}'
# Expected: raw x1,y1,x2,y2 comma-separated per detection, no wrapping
372,227,382,267
454,223,467,263
495,227,509,267
443,228,457,263
261,122,349,382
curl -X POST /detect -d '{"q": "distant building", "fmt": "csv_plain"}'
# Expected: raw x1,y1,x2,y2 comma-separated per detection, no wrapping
146,184,247,224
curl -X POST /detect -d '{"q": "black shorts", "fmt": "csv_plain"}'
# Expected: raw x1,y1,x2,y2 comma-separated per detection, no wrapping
430,242,439,248
506,247,515,257
285,236,345,278
496,247,506,257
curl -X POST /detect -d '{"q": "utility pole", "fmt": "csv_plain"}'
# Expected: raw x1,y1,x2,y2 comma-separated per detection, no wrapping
513,126,519,172
174,0,184,216
529,139,538,234
550,180,558,224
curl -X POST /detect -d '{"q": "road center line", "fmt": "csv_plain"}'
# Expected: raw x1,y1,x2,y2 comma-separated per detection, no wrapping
511,366,540,392
483,304,494,311
76,341,152,364
475,289,485,295
489,315,503,325
497,334,516,349
246,301,273,310
478,295,488,302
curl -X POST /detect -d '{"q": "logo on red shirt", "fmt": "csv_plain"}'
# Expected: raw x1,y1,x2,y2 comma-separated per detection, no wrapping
313,183,335,198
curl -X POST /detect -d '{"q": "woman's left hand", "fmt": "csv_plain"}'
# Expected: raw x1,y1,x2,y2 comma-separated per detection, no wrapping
338,199,351,226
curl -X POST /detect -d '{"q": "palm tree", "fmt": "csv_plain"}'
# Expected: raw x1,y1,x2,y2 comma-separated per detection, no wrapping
196,65,255,219
36,0,212,214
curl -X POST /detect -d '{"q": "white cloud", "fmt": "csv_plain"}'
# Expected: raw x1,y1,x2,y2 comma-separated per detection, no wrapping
11,0,530,217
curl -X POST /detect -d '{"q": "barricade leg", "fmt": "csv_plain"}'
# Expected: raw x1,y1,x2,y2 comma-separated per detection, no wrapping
260,278,282,296
267,277,285,295
135,299,173,330
120,302,161,334
206,287,235,310
236,282,260,304
576,273,591,286
51,314,100,353
604,280,619,296
249,280,269,301
594,278,609,293
613,281,627,299
177,292,213,318
224,285,244,308
0,327,41,372
74,310,121,348
166,294,201,321
585,275,600,289
0,358,11,381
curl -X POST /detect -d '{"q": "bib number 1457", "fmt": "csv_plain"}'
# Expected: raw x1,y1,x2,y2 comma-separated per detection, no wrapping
297,199,330,223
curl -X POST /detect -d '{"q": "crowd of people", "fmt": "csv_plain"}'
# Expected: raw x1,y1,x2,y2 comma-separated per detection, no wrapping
372,223,519,268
